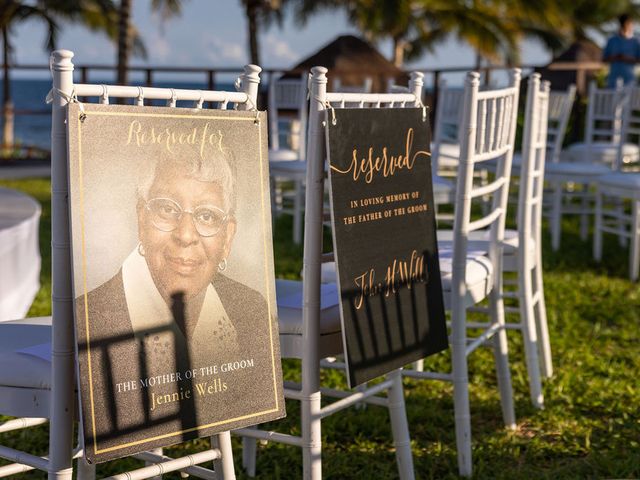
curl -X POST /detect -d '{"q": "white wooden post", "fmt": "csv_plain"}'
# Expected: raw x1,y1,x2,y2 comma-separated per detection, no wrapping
48,49,76,480
490,68,519,430
518,74,544,409
301,66,328,480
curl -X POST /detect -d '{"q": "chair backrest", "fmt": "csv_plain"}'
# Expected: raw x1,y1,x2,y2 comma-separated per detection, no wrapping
49,50,259,475
452,69,521,310
518,74,550,259
546,84,576,163
268,73,308,158
615,85,640,170
583,81,628,160
431,79,465,170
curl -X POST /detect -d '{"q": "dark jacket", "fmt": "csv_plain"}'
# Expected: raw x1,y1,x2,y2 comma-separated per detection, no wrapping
75,270,283,463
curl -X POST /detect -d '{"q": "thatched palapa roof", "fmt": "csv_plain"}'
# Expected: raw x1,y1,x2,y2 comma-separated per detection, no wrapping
285,35,408,93
536,38,604,95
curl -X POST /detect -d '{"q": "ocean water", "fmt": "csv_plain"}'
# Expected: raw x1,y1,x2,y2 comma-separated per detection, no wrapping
0,79,236,149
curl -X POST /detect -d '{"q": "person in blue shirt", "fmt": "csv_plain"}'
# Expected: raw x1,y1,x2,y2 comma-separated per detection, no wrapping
603,14,640,88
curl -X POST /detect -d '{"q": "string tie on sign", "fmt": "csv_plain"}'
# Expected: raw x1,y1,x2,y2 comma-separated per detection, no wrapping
100,84,108,104
311,94,337,126
46,87,86,122
168,88,177,107
136,86,144,106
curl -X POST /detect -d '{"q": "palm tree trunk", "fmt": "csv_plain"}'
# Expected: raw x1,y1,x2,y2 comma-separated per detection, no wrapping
245,1,260,65
2,26,14,150
392,37,406,68
475,51,482,70
117,0,132,86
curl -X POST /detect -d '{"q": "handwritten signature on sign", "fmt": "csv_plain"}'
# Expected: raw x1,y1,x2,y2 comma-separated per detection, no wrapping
353,250,428,310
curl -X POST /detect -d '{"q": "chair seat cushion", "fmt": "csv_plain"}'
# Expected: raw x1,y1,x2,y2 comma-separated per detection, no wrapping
597,172,640,190
437,229,534,272
564,142,640,164
438,248,493,308
276,279,341,336
0,317,52,390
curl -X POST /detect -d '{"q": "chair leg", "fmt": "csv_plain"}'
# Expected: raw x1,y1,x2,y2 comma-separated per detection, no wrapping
630,200,640,281
519,268,544,409
451,332,472,477
593,189,603,262
241,434,257,477
212,431,236,480
533,261,553,378
615,198,628,248
550,182,562,251
301,354,322,480
48,321,76,480
489,287,516,429
293,179,304,245
386,369,415,480
579,183,590,241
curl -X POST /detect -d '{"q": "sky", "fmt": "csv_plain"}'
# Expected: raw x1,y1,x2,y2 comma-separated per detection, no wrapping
10,0,556,83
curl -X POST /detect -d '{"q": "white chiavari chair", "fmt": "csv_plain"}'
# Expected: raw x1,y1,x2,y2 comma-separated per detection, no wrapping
594,86,640,281
546,85,577,164
438,74,553,410
405,69,522,477
563,82,639,168
431,79,464,178
238,66,422,480
508,83,576,176
268,73,308,244
546,82,633,250
0,49,264,480
483,82,576,385
430,79,483,222
268,73,308,161
319,69,522,476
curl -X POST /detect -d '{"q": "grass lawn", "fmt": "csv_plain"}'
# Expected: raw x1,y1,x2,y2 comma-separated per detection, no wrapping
0,177,638,479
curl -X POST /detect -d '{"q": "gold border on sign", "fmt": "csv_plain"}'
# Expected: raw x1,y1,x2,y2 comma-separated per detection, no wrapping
76,107,279,455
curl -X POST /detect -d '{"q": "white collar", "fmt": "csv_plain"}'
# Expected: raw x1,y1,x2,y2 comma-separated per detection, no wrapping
121,247,235,344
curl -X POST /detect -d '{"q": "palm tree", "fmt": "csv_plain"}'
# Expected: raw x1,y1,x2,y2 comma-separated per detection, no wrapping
556,0,640,47
116,0,183,86
294,0,522,67
241,0,288,65
0,0,119,150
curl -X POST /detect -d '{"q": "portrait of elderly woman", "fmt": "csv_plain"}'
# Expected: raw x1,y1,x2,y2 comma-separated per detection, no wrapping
70,109,282,460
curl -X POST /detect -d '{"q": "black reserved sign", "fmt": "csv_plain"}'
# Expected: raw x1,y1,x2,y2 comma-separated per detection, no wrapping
326,107,448,387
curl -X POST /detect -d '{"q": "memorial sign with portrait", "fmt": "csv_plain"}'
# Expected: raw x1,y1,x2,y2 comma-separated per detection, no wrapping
325,107,448,388
67,103,285,463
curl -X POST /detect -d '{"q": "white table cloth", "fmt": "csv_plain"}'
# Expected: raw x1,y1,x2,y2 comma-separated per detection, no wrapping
0,187,41,321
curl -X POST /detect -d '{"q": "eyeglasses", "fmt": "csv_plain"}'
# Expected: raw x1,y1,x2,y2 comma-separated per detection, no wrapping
145,197,229,237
